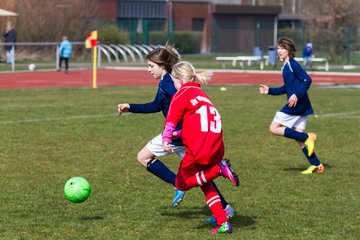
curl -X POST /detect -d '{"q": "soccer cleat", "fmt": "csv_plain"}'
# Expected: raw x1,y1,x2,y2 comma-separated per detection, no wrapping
211,221,233,234
304,132,317,156
204,204,235,223
301,164,325,174
172,188,186,207
301,165,317,174
218,159,240,186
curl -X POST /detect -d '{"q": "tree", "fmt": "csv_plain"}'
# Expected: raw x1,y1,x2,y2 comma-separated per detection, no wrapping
301,0,360,60
0,0,98,42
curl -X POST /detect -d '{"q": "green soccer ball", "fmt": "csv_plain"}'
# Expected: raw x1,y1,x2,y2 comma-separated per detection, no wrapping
64,177,91,203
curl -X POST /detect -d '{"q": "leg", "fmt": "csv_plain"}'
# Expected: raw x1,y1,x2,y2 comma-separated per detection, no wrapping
294,128,324,174
204,181,235,223
65,57,69,72
201,183,232,234
270,120,310,142
202,183,227,225
59,56,63,70
137,145,176,185
6,50,11,64
271,113,317,156
175,159,239,191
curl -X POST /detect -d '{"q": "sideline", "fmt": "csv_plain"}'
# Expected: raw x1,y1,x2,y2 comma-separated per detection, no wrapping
0,113,119,125
315,111,360,118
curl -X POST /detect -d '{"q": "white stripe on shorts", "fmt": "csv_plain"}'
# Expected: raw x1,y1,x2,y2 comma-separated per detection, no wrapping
196,172,203,186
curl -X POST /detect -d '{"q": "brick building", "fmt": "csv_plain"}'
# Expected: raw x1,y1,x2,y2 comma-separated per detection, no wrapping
95,0,281,53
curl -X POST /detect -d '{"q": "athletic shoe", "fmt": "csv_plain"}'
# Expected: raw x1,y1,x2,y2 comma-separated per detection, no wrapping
218,159,240,186
301,164,325,174
304,132,317,156
204,204,235,223
172,188,186,207
211,221,233,234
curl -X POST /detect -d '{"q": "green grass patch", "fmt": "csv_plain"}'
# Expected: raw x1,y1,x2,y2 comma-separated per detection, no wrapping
0,85,359,239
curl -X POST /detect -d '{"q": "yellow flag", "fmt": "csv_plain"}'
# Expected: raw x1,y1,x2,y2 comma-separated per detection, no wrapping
85,31,98,49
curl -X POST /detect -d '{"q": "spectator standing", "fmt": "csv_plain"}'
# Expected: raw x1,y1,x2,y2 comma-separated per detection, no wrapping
58,36,72,73
3,21,16,64
302,41,313,69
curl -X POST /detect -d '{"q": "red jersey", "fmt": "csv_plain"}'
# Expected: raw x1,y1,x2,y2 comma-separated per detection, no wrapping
165,82,224,165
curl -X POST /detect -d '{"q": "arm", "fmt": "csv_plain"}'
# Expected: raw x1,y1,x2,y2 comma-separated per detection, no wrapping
268,85,286,95
162,122,176,152
259,84,287,96
162,93,185,152
129,101,163,113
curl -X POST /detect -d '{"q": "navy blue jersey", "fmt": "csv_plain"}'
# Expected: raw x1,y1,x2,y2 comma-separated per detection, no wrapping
129,73,183,145
129,73,176,117
269,58,314,116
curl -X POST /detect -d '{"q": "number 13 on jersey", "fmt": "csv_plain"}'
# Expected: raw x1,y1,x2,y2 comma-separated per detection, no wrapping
195,105,222,133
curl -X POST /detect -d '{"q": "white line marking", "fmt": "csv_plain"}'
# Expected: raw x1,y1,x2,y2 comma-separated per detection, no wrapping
0,113,119,125
315,111,360,118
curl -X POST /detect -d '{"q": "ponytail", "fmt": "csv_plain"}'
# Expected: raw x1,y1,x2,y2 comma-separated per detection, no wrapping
172,61,212,85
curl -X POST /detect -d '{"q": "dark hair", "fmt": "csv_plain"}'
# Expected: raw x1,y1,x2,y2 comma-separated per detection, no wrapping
146,43,180,73
277,37,297,58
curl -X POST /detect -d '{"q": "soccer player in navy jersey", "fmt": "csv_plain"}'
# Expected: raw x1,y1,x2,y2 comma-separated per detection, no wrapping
117,46,235,221
162,61,239,234
259,37,324,174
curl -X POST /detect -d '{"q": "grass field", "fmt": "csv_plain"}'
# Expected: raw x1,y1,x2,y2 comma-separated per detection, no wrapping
0,85,359,239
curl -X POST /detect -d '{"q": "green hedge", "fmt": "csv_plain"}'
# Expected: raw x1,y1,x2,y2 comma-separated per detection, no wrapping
136,31,202,54
98,25,129,45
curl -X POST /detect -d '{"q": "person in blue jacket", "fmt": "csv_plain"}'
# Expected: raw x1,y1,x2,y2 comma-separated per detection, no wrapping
302,42,313,69
58,35,72,73
117,45,235,221
259,37,324,174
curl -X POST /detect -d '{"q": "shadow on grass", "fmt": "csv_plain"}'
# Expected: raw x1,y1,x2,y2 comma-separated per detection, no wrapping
160,206,207,219
160,205,256,229
80,216,104,221
282,163,332,171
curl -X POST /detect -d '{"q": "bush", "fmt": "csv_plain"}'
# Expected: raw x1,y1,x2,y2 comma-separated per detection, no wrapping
148,31,169,46
145,31,201,54
173,32,201,54
278,28,303,48
98,25,129,45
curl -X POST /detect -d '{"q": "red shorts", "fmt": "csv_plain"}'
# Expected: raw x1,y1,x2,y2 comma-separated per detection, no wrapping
175,148,223,191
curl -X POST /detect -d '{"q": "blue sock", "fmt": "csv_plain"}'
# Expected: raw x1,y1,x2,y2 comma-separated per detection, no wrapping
211,181,228,209
302,147,321,166
147,159,176,186
284,128,308,142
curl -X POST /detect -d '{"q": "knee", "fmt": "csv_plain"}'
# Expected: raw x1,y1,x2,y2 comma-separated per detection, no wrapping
136,152,147,167
269,125,283,136
269,125,276,134
137,151,154,167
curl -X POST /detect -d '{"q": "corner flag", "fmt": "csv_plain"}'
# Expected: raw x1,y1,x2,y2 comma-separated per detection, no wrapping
85,31,98,88
85,31,98,49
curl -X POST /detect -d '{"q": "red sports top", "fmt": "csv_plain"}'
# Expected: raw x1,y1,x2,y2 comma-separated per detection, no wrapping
163,82,224,165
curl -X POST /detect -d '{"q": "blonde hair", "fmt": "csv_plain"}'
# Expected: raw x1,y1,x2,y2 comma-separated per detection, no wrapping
171,61,212,85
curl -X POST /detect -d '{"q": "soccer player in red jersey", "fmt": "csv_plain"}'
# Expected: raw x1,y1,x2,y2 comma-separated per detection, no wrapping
162,61,240,234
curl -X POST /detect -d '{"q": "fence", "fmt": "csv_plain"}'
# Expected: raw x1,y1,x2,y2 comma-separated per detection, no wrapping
0,42,167,72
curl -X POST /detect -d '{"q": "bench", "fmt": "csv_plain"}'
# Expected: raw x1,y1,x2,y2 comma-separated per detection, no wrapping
294,57,329,71
216,56,264,69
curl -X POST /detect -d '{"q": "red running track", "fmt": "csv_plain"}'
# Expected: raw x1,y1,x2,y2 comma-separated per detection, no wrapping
0,69,359,89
